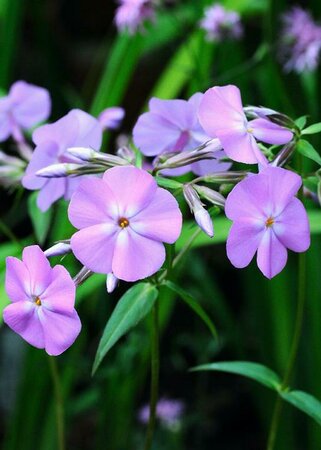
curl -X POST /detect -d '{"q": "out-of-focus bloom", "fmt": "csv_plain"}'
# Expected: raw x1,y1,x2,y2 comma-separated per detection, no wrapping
200,4,243,42
68,166,182,282
138,398,185,430
22,109,102,212
199,85,293,165
225,166,310,279
3,245,81,355
0,150,26,188
98,107,125,130
280,7,321,73
133,93,231,176
183,184,214,237
106,273,118,293
115,0,155,34
0,81,51,143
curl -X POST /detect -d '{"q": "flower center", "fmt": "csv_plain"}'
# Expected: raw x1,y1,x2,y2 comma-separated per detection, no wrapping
265,217,275,227
247,127,254,133
118,217,129,228
35,296,42,306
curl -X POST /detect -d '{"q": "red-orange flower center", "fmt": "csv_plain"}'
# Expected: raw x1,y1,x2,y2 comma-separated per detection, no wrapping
118,217,129,228
265,217,274,227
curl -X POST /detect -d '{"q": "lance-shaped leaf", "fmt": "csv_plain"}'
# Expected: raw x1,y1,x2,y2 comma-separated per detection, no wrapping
191,361,282,390
164,280,218,340
301,122,321,135
297,140,321,166
280,390,321,426
92,282,158,375
28,192,53,244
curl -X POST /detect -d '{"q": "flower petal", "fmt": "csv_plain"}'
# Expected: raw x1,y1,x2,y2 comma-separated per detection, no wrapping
22,141,59,190
0,112,12,141
41,265,76,314
68,177,119,229
274,198,310,252
149,97,196,130
22,245,52,296
249,118,293,145
5,256,31,302
217,131,267,165
39,308,81,356
112,228,165,282
130,188,182,243
36,178,66,212
103,166,157,217
257,228,288,279
226,220,264,268
3,301,45,349
71,224,118,274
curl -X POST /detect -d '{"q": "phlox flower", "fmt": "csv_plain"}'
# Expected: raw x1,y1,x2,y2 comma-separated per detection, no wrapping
200,4,243,42
115,0,155,34
3,245,81,355
198,85,293,165
0,81,51,143
225,166,310,279
138,398,185,429
133,93,230,176
280,7,321,73
22,109,102,211
68,166,182,282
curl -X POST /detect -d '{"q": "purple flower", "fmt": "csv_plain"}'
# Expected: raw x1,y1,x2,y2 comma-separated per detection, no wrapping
133,93,231,176
115,0,155,34
0,81,51,143
280,7,321,73
225,166,310,279
198,85,293,165
98,107,125,130
200,4,243,42
3,245,81,355
68,166,182,282
138,398,185,428
22,109,102,211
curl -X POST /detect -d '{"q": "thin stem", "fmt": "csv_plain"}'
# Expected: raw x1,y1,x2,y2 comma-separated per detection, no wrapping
48,356,65,450
144,300,160,450
266,251,307,450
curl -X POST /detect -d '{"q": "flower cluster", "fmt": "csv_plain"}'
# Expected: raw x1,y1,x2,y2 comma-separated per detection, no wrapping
200,4,243,42
115,0,155,34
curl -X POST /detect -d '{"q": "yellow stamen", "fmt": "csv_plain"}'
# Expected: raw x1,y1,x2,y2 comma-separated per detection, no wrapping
118,217,129,228
247,128,254,133
265,217,274,227
35,296,42,306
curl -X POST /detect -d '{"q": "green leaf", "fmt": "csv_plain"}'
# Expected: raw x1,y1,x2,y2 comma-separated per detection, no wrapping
302,123,321,135
281,390,321,426
164,280,218,340
28,192,53,244
191,361,282,390
303,176,319,193
155,176,183,190
92,282,158,375
297,140,321,166
295,116,308,130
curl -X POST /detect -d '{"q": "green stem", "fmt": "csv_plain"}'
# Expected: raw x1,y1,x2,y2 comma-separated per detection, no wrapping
266,251,307,450
144,300,160,450
48,356,65,450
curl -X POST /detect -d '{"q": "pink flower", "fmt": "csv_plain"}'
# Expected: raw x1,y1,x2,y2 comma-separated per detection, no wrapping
3,245,81,355
98,107,125,130
68,166,182,282
115,0,155,34
225,166,310,279
198,85,293,165
22,109,102,211
200,4,243,42
0,81,51,143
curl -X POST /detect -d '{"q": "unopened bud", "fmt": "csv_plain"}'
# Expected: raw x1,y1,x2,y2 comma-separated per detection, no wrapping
36,163,82,178
0,151,25,167
244,106,295,129
194,185,226,208
73,267,93,286
116,146,135,163
67,147,128,167
106,273,118,293
195,171,247,184
183,185,214,237
44,242,71,258
271,142,296,167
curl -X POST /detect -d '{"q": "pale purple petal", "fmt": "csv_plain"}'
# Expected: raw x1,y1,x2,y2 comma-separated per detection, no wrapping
274,198,310,252
112,228,165,281
32,111,79,149
68,177,119,229
38,308,81,356
22,141,59,190
103,166,156,217
3,301,45,349
36,178,66,212
149,98,196,130
217,131,268,165
22,246,52,296
0,112,12,141
257,229,288,279
98,107,125,130
249,118,293,145
226,221,265,268
191,150,232,175
10,81,51,128
130,188,182,243
73,109,102,150
71,224,118,274
40,265,76,314
5,257,31,302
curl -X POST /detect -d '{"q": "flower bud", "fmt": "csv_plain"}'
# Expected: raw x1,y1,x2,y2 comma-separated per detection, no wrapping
271,142,296,167
195,171,247,184
73,266,93,286
106,273,118,293
244,106,295,129
44,242,72,258
67,147,128,167
194,185,226,208
36,163,82,178
116,146,135,163
183,185,214,237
